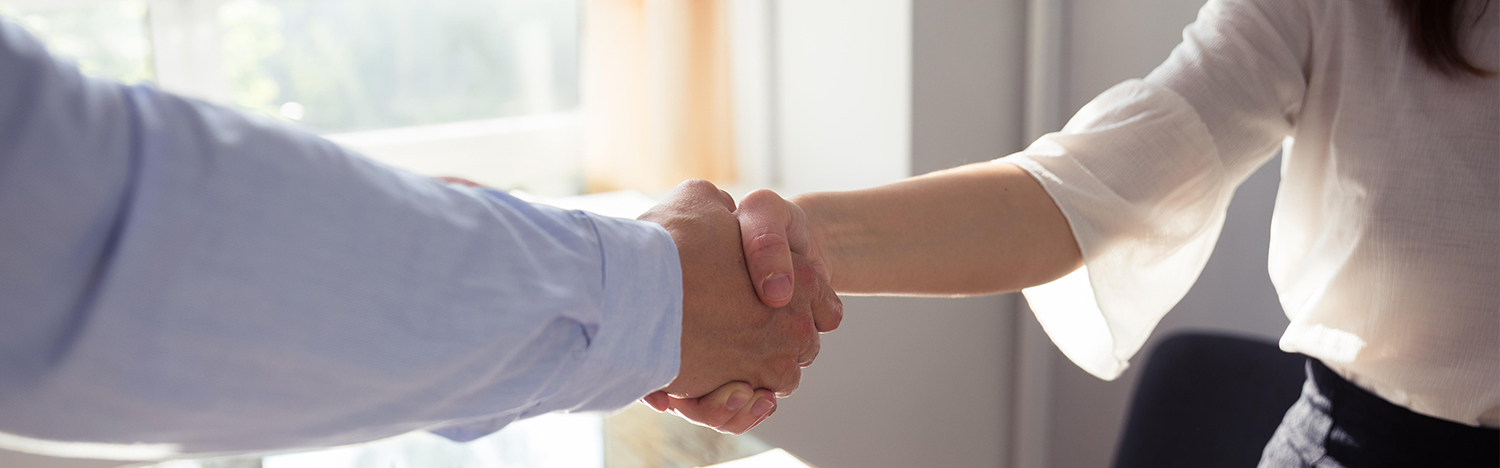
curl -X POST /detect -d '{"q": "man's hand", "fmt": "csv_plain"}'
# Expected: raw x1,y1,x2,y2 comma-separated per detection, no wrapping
638,180,841,401
641,382,778,435
635,251,830,434
637,186,837,435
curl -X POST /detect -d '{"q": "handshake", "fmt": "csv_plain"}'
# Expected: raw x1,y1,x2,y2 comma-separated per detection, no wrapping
635,180,840,435
449,161,1069,437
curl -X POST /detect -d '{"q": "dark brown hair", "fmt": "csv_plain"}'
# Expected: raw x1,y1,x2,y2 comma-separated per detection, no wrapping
1390,0,1495,77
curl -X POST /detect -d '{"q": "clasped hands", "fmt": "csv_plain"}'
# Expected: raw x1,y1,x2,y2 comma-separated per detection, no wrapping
636,180,836,435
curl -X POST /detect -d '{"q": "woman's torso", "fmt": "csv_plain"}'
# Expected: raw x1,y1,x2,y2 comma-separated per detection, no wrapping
1270,0,1498,426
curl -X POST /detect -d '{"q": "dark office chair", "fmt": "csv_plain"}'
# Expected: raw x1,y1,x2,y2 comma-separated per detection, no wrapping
1111,332,1308,468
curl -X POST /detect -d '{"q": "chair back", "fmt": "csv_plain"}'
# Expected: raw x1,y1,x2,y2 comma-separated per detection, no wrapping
1111,332,1307,468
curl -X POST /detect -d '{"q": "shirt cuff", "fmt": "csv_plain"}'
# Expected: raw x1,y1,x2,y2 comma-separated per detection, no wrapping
429,212,682,442
543,212,683,412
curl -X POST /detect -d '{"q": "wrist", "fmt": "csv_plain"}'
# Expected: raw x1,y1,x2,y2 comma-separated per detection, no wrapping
788,192,847,290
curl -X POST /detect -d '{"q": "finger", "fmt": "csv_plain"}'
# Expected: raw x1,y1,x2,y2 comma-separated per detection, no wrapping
641,391,670,412
718,189,738,211
796,333,821,368
714,389,778,435
746,390,779,432
710,186,735,211
737,190,798,307
798,258,844,333
669,179,735,212
769,365,802,398
665,381,756,429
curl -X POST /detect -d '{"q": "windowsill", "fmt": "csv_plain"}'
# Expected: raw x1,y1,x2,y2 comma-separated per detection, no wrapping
322,113,581,148
325,112,585,197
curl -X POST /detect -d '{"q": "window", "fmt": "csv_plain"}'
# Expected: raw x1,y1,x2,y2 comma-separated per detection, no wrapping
216,0,578,134
0,1,154,84
1,0,584,195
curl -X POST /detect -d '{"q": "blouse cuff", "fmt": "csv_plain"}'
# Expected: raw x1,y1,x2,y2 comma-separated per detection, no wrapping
1000,80,1231,381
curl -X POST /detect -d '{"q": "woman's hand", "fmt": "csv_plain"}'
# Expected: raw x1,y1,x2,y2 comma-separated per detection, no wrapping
734,163,1081,296
735,190,835,318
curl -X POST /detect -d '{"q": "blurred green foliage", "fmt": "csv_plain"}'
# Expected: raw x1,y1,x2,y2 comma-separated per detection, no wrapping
0,1,154,84
2,0,580,134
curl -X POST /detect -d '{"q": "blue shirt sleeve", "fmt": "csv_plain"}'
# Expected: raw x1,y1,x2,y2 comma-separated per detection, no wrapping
0,19,682,458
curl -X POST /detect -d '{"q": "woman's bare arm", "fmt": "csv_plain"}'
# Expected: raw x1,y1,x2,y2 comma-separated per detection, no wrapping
742,161,1083,298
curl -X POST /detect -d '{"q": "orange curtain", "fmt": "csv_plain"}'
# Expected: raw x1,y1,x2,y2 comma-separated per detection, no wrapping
582,0,737,192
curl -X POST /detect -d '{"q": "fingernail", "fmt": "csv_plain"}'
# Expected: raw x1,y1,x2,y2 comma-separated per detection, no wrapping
763,273,791,301
726,392,750,412
750,398,775,417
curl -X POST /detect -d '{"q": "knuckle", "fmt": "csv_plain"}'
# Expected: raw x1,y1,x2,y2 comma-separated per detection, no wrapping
707,410,734,427
677,179,718,196
740,189,787,211
761,356,798,394
818,296,845,332
743,188,782,203
795,325,816,344
746,232,791,258
777,368,802,397
798,338,821,367
791,315,817,342
771,355,797,377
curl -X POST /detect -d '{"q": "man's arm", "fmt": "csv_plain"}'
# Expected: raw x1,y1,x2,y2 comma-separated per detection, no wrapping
0,20,803,457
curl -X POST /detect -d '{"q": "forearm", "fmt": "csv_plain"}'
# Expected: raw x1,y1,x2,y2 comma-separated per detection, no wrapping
794,161,1082,296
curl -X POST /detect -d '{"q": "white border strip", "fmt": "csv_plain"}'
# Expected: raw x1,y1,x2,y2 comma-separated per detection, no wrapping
0,432,179,461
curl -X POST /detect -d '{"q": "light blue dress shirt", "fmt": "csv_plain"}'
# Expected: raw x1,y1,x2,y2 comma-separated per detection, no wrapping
0,20,682,458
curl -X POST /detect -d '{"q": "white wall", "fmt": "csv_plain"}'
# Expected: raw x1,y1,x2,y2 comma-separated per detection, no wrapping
753,297,1015,468
747,1,1027,467
773,0,912,193
1040,1,1290,467
911,0,1026,175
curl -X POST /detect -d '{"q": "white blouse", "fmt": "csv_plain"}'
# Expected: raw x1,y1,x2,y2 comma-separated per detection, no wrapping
1004,0,1497,426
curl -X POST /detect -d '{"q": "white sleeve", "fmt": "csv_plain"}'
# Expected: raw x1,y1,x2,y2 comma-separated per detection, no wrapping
1000,0,1309,380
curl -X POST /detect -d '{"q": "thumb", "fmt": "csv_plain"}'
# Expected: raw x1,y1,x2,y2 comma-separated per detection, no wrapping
737,190,798,307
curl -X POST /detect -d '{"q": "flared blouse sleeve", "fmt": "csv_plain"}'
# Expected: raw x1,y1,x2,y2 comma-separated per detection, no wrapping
1000,0,1310,379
